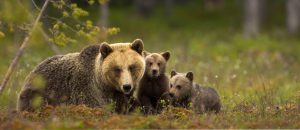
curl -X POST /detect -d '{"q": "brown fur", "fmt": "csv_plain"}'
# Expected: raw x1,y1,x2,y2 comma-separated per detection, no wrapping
168,71,221,114
17,39,145,114
137,51,170,114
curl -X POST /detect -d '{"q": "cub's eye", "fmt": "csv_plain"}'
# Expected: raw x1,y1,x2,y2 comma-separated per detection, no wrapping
176,85,181,90
157,63,161,66
149,62,153,66
170,84,173,88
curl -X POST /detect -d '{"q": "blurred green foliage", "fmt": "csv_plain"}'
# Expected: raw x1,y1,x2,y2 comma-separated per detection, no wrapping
0,0,30,23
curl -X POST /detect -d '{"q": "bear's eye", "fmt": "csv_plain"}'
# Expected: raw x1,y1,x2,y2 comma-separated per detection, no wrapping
129,64,136,72
114,67,122,73
170,84,173,88
149,62,153,66
176,85,181,90
157,63,161,66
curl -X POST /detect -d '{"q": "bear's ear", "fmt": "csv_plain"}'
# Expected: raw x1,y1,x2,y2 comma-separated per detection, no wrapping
186,72,193,82
131,39,144,55
143,51,151,57
161,51,170,61
80,44,100,61
100,42,113,59
171,70,177,77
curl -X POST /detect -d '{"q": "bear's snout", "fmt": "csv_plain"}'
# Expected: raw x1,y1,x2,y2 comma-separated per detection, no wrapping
169,93,174,97
152,69,158,76
122,84,132,94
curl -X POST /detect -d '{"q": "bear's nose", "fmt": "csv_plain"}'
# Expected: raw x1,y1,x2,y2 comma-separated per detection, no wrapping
123,84,132,93
152,69,158,75
169,93,174,97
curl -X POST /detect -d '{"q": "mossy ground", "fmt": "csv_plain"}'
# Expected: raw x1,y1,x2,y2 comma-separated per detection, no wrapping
1,104,299,129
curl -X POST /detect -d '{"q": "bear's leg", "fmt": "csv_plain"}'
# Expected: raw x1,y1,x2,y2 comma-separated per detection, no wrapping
193,103,205,114
17,88,44,112
127,97,140,113
213,102,221,113
156,93,172,113
113,93,130,114
139,96,155,114
115,100,126,114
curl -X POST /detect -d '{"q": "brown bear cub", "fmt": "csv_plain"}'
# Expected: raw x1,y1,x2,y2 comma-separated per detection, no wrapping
137,51,170,114
168,70,221,114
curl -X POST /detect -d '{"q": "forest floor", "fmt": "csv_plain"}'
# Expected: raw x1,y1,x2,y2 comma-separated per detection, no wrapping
0,104,300,129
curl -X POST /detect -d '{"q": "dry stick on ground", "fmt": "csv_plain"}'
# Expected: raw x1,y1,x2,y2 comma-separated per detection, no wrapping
0,0,50,94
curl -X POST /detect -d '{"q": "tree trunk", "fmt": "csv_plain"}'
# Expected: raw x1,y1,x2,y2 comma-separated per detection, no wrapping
286,0,300,34
135,0,156,17
100,1,109,28
243,0,262,38
204,0,224,10
165,0,173,17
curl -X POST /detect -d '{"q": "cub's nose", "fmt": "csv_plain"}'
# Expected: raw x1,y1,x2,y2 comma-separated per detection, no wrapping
123,84,132,93
152,69,158,75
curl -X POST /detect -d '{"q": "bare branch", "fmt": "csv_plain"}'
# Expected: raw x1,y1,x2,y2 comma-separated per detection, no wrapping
31,0,41,11
40,28,62,55
0,0,51,94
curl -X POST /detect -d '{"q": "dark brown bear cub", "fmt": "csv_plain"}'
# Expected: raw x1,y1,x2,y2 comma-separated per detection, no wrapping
137,51,170,114
169,70,221,114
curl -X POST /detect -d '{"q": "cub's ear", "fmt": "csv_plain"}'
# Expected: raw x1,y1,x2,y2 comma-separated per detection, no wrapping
143,51,151,57
131,39,144,55
171,70,177,77
161,51,170,61
100,42,113,59
186,72,193,82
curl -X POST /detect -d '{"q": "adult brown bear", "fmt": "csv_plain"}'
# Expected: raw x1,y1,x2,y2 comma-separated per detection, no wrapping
17,39,145,114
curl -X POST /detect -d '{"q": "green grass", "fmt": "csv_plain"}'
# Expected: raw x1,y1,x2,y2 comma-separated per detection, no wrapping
1,1,300,128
